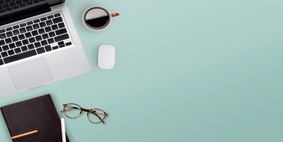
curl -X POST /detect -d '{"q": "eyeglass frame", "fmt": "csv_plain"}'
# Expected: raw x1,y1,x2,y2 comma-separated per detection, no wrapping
61,103,109,124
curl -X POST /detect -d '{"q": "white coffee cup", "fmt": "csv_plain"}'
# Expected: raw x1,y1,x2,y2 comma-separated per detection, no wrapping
82,6,119,31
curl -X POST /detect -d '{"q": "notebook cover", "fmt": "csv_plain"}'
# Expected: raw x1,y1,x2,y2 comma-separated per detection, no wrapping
0,94,70,142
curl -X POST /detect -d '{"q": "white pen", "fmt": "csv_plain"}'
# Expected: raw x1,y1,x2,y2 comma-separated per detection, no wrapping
61,117,66,142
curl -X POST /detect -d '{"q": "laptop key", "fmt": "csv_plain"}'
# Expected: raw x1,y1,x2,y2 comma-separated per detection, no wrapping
54,34,69,42
0,59,3,65
38,28,45,34
46,20,52,25
9,2,16,7
19,28,26,33
45,26,51,32
6,27,12,31
0,33,6,39
42,33,48,39
4,50,37,64
8,50,14,55
55,28,67,35
41,40,47,46
13,5,20,9
5,38,12,44
0,40,4,45
47,15,54,19
40,17,47,21
1,52,8,57
53,17,63,23
19,4,26,8
6,31,12,37
16,41,22,47
37,47,45,54
33,24,40,29
12,36,18,42
21,46,28,51
13,30,20,35
47,38,54,44
29,37,36,43
58,41,64,48
52,46,58,50
28,44,35,50
44,45,52,52
13,25,19,29
51,25,58,30
25,32,32,38
27,21,33,25
22,39,29,45
35,35,42,41
14,48,21,53
34,19,40,23
2,45,9,51
39,22,46,27
32,30,38,36
49,31,55,37
66,42,72,46
26,26,33,31
54,13,60,17
18,34,25,40
34,42,41,48
58,23,65,28
20,23,26,27
9,43,16,49
6,8,12,12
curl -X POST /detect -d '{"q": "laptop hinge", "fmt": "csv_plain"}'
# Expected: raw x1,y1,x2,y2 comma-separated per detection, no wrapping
0,4,51,26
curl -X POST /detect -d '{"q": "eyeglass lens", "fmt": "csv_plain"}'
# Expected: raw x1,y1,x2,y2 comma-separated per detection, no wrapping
63,103,81,118
84,8,110,29
88,109,106,123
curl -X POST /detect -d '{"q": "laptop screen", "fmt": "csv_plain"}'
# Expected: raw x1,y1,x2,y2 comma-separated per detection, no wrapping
0,0,63,17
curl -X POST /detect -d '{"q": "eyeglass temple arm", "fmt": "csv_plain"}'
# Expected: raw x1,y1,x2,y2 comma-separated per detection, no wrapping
94,113,105,124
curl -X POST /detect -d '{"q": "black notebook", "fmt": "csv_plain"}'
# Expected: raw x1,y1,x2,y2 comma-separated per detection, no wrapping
0,94,70,142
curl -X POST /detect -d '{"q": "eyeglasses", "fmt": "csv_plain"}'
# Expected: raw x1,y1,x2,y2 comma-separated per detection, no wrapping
61,103,108,124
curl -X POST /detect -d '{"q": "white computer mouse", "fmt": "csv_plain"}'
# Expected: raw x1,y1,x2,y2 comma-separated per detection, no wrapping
98,44,115,70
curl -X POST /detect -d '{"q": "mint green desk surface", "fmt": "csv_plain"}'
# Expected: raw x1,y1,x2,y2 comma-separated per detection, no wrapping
1,0,283,142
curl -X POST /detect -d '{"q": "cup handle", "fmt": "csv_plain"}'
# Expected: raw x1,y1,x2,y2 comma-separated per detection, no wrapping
111,13,120,17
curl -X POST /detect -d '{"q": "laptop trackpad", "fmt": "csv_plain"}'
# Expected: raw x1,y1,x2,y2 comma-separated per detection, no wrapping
9,59,53,90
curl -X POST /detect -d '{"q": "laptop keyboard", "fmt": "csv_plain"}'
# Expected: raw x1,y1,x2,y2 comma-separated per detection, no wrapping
0,0,45,14
0,12,72,66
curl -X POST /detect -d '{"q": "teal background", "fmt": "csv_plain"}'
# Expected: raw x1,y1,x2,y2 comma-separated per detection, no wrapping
1,0,283,141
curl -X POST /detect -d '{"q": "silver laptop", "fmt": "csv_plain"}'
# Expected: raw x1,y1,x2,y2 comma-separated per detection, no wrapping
0,0,90,97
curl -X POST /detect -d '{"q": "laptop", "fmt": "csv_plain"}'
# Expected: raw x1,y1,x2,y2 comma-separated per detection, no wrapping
0,0,90,97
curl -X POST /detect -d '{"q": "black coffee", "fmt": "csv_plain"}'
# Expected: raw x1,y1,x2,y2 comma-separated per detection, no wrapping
84,8,110,29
